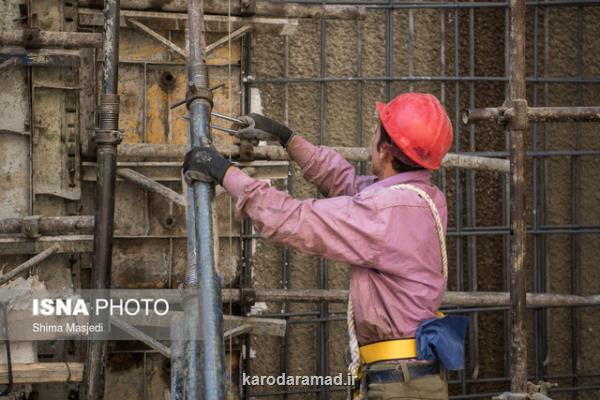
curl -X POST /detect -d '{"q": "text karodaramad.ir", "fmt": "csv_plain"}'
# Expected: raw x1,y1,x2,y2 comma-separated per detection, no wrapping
242,373,353,386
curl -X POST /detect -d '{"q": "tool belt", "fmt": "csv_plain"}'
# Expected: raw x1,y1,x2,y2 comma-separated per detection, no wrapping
359,338,417,365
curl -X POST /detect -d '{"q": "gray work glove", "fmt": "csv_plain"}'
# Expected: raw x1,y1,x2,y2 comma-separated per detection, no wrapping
183,146,232,186
240,113,294,147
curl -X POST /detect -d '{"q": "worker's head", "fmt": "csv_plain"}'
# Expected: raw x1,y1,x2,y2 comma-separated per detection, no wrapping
371,93,453,178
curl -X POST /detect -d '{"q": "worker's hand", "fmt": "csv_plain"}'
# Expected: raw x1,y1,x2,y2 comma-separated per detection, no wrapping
183,146,233,186
243,113,294,147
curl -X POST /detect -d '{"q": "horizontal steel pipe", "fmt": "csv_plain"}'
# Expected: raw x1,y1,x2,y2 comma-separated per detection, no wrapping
221,289,600,308
78,0,365,19
0,30,102,49
118,144,509,172
463,106,600,124
0,216,94,234
518,106,600,123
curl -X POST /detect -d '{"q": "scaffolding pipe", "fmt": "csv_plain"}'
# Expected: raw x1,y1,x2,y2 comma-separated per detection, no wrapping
184,0,224,398
116,144,510,173
463,106,600,124
82,0,121,399
507,0,528,393
218,289,600,308
0,30,102,49
0,216,93,234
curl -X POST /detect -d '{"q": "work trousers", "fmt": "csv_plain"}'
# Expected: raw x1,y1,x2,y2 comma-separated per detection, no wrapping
364,361,448,400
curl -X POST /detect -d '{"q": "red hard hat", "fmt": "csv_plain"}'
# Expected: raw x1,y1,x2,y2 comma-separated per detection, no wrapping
376,93,453,170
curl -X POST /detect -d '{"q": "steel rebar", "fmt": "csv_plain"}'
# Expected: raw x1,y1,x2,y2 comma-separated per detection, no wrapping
82,1,121,399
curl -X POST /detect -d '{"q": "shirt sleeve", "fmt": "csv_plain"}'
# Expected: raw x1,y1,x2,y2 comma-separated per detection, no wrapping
286,136,376,197
223,168,382,267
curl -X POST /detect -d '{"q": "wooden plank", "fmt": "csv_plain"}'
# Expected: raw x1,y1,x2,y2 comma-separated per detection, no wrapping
0,362,83,384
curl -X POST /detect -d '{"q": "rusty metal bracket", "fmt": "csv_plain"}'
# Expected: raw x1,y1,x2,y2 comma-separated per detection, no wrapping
93,129,122,145
22,28,42,49
240,287,256,310
185,85,214,109
171,84,223,110
21,216,41,239
506,99,529,131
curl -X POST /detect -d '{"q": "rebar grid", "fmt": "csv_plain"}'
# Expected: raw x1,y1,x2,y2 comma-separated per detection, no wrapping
241,1,600,399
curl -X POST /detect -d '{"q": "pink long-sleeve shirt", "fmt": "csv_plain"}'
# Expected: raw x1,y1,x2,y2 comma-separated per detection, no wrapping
224,136,447,345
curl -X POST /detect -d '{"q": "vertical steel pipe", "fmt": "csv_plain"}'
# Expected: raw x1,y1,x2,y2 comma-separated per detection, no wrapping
507,0,528,394
171,314,185,400
82,1,121,399
184,0,224,399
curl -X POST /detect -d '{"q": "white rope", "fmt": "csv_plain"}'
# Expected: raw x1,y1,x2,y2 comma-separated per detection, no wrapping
388,184,448,281
346,183,448,399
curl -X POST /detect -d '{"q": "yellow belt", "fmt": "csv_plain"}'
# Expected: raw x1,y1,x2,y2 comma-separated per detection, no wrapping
359,338,417,365
359,312,444,365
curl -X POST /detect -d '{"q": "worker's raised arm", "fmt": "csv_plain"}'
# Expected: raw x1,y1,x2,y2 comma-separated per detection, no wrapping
287,135,375,197
241,113,376,197
223,168,382,267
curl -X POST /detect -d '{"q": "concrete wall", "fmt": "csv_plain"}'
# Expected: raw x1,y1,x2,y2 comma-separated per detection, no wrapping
248,5,600,399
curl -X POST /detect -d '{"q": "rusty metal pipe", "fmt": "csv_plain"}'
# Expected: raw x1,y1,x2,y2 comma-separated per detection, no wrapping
117,144,510,173
0,30,102,49
77,0,365,19
0,216,94,235
218,289,600,308
82,0,121,399
463,106,600,124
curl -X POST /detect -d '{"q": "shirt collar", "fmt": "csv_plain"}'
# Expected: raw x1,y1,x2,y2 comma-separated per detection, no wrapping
365,170,432,191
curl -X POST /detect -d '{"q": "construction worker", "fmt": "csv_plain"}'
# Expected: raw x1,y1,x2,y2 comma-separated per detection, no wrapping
183,93,466,399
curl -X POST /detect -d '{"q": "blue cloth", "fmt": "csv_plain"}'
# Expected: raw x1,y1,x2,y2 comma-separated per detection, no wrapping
416,315,469,370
